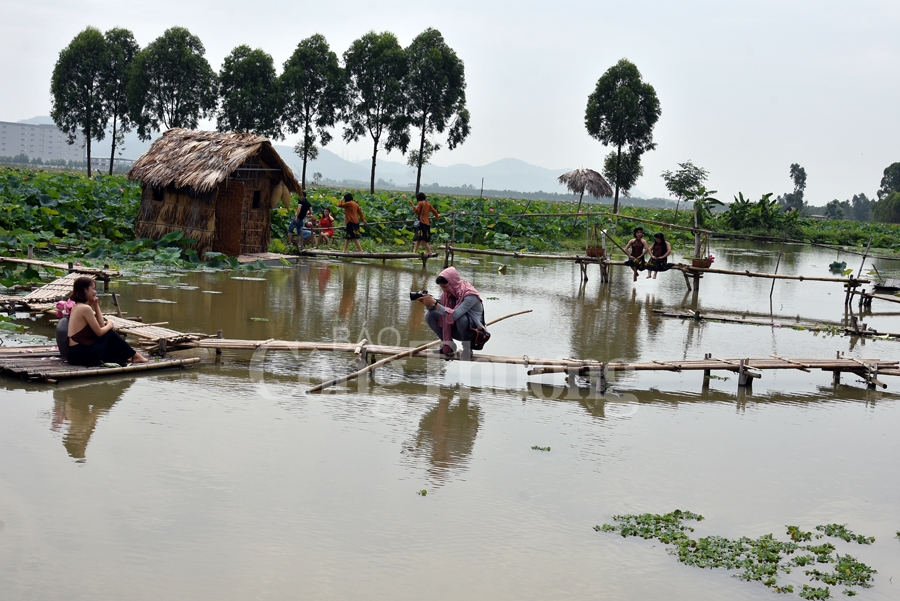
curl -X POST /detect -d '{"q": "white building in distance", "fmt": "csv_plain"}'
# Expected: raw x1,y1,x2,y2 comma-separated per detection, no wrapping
0,120,85,162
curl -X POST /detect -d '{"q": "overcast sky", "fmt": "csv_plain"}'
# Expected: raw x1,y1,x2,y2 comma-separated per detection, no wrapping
2,0,898,202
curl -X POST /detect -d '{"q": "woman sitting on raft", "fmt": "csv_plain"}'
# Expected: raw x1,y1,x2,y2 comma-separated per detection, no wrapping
416,267,489,359
646,232,673,279
624,227,649,282
67,276,148,366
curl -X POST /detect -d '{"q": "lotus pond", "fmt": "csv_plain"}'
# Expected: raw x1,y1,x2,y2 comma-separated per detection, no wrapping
1,240,899,600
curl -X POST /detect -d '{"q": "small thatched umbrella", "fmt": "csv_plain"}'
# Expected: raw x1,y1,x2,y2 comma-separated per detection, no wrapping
558,168,613,234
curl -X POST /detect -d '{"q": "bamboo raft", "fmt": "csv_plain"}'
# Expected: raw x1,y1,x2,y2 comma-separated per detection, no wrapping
0,346,200,384
105,315,204,353
0,272,96,312
297,249,439,267
0,256,120,278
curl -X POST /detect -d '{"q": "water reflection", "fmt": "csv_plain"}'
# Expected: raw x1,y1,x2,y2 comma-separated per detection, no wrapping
407,387,481,486
51,380,132,461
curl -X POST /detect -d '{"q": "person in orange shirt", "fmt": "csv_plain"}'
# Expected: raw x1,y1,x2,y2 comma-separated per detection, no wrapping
338,193,366,252
410,192,440,253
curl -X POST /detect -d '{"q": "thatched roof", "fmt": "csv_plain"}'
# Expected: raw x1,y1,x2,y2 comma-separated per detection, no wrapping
127,129,301,194
557,168,614,198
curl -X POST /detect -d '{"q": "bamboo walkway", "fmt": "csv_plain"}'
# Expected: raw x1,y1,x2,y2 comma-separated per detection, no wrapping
297,248,438,267
236,252,298,266
0,345,200,384
187,338,899,391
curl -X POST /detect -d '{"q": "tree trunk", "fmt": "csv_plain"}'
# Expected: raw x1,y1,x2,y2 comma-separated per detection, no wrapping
612,145,621,213
370,138,378,194
693,201,701,258
571,190,585,235
415,114,426,194
301,149,308,190
108,113,118,176
85,121,92,177
673,199,681,225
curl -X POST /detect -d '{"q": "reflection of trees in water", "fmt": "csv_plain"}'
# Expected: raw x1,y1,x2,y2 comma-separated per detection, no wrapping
51,380,132,460
406,388,481,486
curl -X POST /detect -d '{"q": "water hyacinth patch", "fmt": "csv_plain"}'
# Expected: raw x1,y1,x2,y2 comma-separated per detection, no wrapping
596,512,878,597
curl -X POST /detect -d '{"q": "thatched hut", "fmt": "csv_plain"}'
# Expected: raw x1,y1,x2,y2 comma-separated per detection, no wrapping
127,129,301,257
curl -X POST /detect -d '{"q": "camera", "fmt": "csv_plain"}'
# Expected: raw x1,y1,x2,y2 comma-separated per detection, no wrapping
409,290,429,301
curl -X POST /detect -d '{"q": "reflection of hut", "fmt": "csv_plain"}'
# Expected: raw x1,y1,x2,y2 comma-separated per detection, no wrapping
127,129,301,257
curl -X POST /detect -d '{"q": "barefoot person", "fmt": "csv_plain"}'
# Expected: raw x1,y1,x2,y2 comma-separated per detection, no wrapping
287,189,312,248
624,227,649,282
338,193,366,252
317,208,335,246
416,267,489,360
410,192,440,253
647,232,673,279
67,276,148,366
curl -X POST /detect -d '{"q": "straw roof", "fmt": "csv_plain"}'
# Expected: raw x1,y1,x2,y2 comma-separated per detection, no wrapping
127,129,301,194
557,168,614,198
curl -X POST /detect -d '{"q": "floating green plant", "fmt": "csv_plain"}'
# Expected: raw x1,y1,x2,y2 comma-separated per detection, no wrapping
596,512,878,597
815,524,875,545
249,317,269,322
417,489,427,496
531,445,550,452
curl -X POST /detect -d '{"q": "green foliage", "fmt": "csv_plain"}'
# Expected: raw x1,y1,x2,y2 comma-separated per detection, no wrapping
872,190,900,224
0,314,26,333
719,192,800,236
0,167,140,253
779,163,808,213
596,511,879,597
281,34,345,187
217,45,282,138
602,149,643,200
404,28,470,193
531,445,550,451
50,27,110,176
877,162,900,200
814,524,875,545
661,161,709,202
102,28,139,176
684,185,721,228
343,31,410,194
127,27,218,140
585,58,661,212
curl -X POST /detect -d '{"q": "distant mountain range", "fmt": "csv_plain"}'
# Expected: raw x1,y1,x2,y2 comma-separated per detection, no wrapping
17,116,650,198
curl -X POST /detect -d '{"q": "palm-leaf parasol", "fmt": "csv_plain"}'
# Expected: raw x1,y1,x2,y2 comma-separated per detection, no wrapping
558,168,614,234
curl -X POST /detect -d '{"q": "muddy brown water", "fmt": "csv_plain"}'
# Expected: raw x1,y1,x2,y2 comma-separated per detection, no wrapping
2,241,899,600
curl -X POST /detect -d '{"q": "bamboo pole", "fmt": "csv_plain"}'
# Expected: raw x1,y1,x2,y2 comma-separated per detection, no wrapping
298,250,437,260
856,236,873,278
35,357,200,381
677,265,869,284
306,309,533,393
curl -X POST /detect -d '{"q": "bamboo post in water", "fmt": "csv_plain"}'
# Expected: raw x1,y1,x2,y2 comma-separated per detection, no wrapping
856,236,873,279
111,292,123,318
306,309,533,393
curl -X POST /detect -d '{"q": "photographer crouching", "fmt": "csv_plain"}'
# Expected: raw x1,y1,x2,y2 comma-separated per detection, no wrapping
414,267,490,360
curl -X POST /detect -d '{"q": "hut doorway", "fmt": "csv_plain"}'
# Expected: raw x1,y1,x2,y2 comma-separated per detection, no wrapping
213,181,244,257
